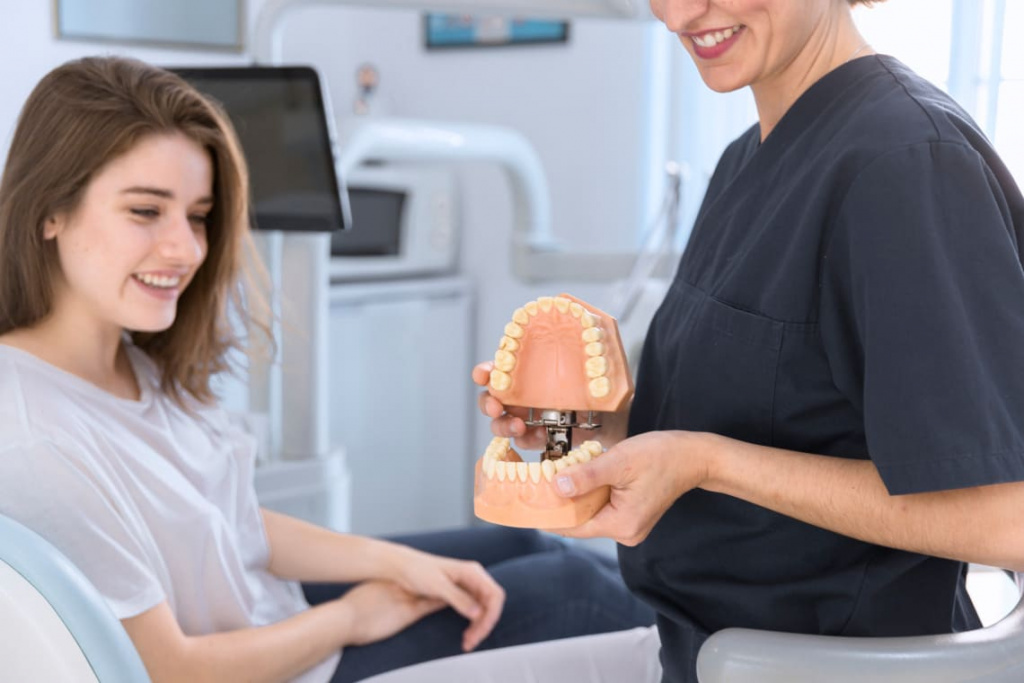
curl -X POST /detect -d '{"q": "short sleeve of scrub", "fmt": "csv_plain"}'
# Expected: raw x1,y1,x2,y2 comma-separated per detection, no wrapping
821,140,1024,494
0,439,166,618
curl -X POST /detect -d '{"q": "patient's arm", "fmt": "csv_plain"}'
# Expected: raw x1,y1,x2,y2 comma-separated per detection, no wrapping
123,587,442,683
260,507,404,583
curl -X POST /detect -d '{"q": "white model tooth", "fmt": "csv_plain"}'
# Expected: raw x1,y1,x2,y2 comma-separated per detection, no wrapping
516,462,529,482
585,342,605,357
496,461,508,482
504,322,524,339
581,441,603,457
715,31,725,42
486,437,507,456
569,302,583,318
484,457,496,479
541,459,556,482
528,462,542,483
525,301,539,316
499,336,520,352
513,308,530,325
589,377,611,398
580,312,597,328
582,327,603,343
494,350,517,372
554,458,570,473
490,370,512,391
538,296,554,312
554,297,570,313
575,448,592,463
564,453,580,466
585,356,608,379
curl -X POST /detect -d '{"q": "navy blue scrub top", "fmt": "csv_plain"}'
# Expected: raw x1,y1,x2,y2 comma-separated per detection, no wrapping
622,55,1024,682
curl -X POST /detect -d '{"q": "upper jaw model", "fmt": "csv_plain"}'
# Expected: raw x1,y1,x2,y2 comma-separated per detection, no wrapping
475,294,634,529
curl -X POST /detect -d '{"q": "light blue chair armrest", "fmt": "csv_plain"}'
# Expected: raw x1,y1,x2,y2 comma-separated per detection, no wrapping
0,513,151,683
696,583,1024,683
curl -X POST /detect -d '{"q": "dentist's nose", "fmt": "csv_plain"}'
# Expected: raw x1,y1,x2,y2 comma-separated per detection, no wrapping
653,0,710,33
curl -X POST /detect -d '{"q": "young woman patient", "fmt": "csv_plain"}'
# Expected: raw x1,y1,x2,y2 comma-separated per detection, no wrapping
0,56,653,683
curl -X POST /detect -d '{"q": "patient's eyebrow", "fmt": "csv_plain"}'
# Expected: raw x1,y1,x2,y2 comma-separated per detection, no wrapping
121,186,214,204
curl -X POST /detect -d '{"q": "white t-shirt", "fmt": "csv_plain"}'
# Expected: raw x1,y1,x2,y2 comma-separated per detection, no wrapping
0,343,339,683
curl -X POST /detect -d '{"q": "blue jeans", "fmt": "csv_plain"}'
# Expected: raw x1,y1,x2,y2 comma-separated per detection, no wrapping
303,527,656,683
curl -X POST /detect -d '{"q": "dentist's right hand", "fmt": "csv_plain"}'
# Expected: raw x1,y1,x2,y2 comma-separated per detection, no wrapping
472,361,632,451
473,361,548,451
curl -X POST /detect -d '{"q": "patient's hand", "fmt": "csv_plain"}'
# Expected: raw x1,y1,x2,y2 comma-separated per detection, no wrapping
385,544,505,652
339,581,445,646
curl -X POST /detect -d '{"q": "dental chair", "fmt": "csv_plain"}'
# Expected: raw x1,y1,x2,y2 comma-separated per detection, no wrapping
696,571,1024,682
0,512,151,682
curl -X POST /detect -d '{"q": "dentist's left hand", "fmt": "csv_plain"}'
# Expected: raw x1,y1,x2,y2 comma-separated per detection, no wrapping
386,546,505,651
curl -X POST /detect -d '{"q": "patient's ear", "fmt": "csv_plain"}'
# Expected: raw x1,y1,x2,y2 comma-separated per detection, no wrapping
43,214,66,240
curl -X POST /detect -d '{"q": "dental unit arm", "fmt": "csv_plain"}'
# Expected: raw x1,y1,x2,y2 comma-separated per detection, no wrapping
475,295,633,529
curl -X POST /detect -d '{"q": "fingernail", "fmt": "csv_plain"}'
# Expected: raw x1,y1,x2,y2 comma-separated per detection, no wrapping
555,476,575,496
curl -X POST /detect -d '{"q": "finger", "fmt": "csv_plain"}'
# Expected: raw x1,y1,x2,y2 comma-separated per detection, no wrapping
436,578,485,623
460,571,505,651
477,391,507,420
471,362,494,387
490,413,528,438
552,452,623,498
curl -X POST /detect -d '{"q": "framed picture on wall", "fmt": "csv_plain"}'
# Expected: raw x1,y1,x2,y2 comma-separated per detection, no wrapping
424,14,570,50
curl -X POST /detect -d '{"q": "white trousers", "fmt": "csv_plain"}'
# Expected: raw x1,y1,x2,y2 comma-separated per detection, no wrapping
360,625,662,683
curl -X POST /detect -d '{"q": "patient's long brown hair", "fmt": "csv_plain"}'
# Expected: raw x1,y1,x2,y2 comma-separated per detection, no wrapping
0,56,270,405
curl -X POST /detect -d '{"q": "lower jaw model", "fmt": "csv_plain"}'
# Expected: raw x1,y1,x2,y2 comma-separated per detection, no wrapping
473,294,633,530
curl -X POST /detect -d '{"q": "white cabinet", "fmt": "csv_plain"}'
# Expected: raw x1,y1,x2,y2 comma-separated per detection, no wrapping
328,276,476,536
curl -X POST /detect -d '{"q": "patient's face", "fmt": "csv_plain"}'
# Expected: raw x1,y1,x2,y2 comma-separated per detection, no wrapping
45,132,212,338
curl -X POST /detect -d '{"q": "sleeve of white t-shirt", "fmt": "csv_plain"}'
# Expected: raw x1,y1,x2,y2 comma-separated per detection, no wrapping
0,438,166,619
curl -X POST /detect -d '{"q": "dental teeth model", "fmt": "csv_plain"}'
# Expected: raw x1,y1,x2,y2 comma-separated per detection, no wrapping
474,294,633,529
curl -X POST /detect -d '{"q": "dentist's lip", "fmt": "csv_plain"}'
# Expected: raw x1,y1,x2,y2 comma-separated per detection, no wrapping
685,24,745,60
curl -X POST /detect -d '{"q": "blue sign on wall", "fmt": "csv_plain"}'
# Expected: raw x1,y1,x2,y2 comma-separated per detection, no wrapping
425,14,569,49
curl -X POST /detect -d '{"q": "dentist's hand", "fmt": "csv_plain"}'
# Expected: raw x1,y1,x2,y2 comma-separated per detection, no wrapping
473,361,547,450
472,361,632,451
552,430,717,546
386,544,505,652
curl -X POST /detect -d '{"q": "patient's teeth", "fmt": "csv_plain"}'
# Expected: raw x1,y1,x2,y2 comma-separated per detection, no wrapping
554,297,570,313
541,459,555,482
499,336,520,352
580,441,603,458
589,377,611,398
494,350,517,372
538,296,554,312
569,302,583,318
582,327,603,343
504,322,524,339
585,356,608,378
513,308,530,325
580,312,597,328
585,342,605,357
528,462,542,483
496,461,508,482
525,301,539,316
516,462,529,482
490,370,512,391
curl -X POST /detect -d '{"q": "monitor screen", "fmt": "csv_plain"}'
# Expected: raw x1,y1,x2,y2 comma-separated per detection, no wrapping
170,65,349,233
330,187,405,257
